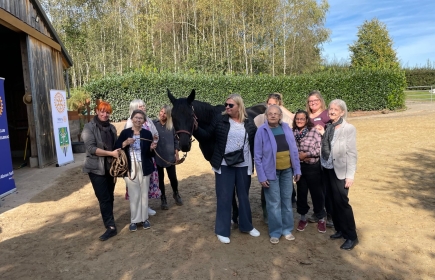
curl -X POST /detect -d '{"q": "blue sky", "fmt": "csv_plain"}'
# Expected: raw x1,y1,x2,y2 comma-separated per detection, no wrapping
322,0,435,67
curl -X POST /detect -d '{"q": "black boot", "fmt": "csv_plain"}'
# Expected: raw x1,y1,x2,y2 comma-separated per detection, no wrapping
161,195,169,210
173,191,183,206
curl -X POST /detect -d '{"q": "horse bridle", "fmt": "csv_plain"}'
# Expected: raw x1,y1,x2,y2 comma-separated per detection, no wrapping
175,105,197,145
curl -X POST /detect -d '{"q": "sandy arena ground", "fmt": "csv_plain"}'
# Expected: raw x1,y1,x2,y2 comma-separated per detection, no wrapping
0,102,434,280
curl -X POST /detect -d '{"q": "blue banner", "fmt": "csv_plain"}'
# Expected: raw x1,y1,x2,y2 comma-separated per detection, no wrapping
0,78,16,198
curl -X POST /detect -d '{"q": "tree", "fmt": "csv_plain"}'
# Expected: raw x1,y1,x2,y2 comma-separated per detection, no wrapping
41,0,330,82
349,18,400,70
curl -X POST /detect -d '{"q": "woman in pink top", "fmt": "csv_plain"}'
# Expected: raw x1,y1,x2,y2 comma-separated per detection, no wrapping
305,90,333,227
306,90,330,129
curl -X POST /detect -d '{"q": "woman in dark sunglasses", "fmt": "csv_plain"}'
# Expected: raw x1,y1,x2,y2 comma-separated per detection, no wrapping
193,94,259,244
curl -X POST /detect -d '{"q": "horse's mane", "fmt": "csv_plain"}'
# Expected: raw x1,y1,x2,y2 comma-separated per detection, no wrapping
191,100,224,125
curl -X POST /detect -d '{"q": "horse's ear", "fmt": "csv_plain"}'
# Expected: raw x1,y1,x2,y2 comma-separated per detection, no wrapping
187,89,196,105
167,89,176,105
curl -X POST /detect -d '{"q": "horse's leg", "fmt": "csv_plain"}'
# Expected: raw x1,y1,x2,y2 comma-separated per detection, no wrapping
232,188,239,226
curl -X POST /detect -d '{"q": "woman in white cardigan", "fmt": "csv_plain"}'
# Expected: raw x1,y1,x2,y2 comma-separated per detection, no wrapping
316,99,358,251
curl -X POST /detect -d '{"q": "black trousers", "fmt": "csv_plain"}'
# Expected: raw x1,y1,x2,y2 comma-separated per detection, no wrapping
297,161,326,219
157,165,179,197
89,172,116,229
323,168,357,240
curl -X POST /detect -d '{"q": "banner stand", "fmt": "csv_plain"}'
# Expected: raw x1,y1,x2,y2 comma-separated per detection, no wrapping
56,160,75,168
50,90,74,166
0,77,17,198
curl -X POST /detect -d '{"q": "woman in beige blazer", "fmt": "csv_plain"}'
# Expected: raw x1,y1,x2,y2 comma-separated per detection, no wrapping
317,99,358,251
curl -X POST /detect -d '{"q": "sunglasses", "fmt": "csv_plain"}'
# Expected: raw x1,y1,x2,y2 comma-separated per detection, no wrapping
224,103,235,108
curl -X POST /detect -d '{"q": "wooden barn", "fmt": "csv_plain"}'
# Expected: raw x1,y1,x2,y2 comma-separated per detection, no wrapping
0,0,73,168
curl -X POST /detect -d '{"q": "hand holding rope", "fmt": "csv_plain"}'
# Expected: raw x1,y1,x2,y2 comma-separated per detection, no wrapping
110,137,187,181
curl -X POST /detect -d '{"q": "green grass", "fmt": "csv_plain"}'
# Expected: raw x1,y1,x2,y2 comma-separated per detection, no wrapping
404,90,434,101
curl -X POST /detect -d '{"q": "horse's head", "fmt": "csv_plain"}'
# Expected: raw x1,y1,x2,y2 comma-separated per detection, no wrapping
168,89,196,152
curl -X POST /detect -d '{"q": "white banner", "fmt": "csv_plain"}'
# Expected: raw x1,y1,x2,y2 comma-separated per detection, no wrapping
50,90,74,166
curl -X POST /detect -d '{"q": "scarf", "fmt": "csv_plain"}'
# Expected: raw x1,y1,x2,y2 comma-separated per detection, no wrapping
295,127,309,142
94,115,114,169
321,117,343,160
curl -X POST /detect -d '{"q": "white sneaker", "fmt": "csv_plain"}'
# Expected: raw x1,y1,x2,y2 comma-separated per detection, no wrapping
249,228,260,237
148,207,156,216
285,233,295,241
217,235,230,244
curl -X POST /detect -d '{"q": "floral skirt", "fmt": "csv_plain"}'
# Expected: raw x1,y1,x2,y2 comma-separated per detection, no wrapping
125,157,161,200
148,158,161,198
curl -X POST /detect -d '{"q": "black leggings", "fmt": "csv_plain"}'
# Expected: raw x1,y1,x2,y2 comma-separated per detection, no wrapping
157,165,178,197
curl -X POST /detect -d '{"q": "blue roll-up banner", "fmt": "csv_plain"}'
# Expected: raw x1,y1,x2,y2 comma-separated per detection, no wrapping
0,78,17,198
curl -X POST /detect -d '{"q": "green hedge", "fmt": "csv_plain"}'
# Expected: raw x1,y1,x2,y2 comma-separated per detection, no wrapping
84,69,406,122
405,69,435,87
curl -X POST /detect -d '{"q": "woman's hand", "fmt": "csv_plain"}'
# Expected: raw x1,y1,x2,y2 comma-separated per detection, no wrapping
123,137,135,148
150,142,157,150
260,181,270,188
112,149,120,159
315,124,325,136
175,150,180,161
299,152,307,160
345,178,354,188
293,174,301,183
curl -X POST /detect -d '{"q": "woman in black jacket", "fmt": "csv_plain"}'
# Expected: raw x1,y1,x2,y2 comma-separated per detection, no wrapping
115,109,157,232
193,94,259,244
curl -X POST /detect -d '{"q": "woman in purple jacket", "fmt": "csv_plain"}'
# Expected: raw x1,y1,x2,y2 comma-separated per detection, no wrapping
254,105,301,244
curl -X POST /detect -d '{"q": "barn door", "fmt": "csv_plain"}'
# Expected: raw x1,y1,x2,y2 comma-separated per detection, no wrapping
27,37,58,167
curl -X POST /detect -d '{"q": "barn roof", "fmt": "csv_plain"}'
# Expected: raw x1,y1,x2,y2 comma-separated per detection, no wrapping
31,0,73,67
0,0,73,67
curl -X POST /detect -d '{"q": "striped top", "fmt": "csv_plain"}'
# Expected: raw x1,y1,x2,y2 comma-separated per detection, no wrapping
270,125,291,170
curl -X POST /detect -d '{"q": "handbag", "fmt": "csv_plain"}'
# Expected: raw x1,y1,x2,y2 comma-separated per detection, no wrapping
223,133,247,166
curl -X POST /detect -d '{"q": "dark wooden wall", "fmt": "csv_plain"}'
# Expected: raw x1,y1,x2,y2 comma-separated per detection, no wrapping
0,24,28,156
27,36,66,167
0,0,52,38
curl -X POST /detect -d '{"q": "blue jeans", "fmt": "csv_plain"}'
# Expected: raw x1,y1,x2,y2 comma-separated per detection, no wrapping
263,168,294,238
215,165,253,237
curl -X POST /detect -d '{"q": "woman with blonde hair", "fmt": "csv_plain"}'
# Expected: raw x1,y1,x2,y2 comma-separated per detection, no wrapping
193,94,260,244
254,93,294,128
153,105,182,209
305,90,333,227
306,90,329,128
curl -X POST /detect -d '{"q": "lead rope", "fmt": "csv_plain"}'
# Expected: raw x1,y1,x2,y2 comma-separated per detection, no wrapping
110,137,187,183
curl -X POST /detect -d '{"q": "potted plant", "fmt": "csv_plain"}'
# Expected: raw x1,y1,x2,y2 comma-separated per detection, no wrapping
68,89,90,153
